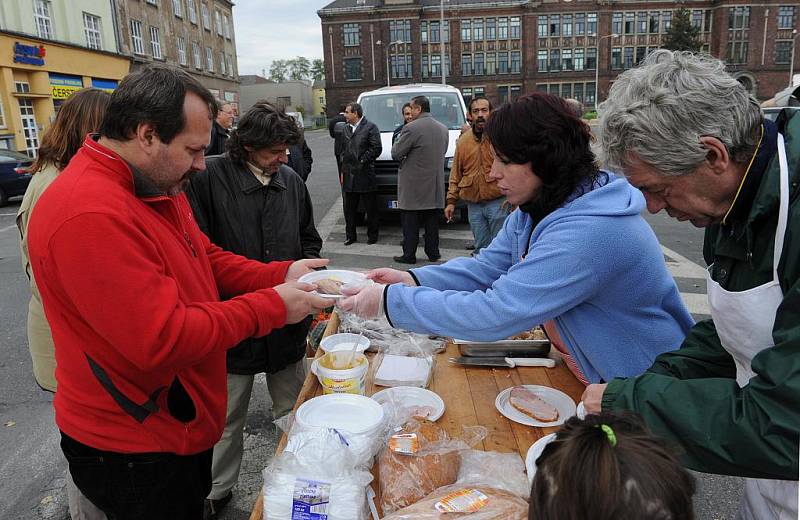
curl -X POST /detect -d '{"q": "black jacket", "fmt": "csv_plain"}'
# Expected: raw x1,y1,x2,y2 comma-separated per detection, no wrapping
328,113,347,156
288,141,313,182
341,117,382,193
205,121,229,156
186,157,322,374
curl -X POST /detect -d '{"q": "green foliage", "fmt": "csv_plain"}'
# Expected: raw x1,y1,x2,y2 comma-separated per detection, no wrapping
270,57,325,82
311,59,325,81
288,56,311,81
269,59,289,82
662,8,703,52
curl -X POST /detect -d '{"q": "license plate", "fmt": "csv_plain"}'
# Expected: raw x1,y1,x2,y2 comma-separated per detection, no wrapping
388,200,399,209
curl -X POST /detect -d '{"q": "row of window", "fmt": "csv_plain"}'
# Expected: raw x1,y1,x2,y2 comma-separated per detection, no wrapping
538,13,598,38
462,85,523,104
170,0,232,40
462,51,522,75
33,0,105,50
537,48,597,73
130,19,235,76
536,82,597,107
461,17,522,41
346,16,523,47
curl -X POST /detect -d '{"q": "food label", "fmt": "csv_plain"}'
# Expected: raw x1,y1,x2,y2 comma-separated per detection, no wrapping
434,488,489,513
291,478,331,520
389,432,419,454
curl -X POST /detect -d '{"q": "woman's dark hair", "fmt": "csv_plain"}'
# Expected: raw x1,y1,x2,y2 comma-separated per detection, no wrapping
226,101,301,167
530,412,695,520
484,92,601,224
99,65,217,144
30,88,110,173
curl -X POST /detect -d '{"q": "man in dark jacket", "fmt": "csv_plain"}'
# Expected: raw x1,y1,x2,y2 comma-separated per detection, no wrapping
205,100,234,156
186,102,322,519
341,101,382,245
328,104,347,178
287,138,313,182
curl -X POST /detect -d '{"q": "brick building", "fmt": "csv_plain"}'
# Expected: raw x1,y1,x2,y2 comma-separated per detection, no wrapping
114,0,240,111
318,0,799,116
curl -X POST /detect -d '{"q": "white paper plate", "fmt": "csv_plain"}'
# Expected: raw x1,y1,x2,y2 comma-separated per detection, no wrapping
495,385,576,427
576,401,587,419
525,433,557,484
371,386,445,421
295,393,384,434
319,333,371,354
297,269,368,299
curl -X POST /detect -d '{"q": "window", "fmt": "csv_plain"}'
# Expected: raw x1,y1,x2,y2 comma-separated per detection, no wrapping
219,51,226,74
612,13,623,35
177,37,187,65
430,21,440,43
475,87,485,98
473,19,484,40
486,52,497,74
538,50,548,72
510,17,521,39
443,20,450,42
611,47,622,69
344,57,363,80
461,20,471,41
498,51,509,73
509,51,520,73
206,46,214,71
538,16,548,38
223,14,231,39
549,49,560,71
33,0,53,39
462,87,473,104
692,10,702,29
625,12,635,34
638,12,648,33
511,85,521,101
0,97,5,128
390,20,412,43
192,41,201,68
498,17,508,39
486,18,496,40
649,12,660,33
779,6,795,29
560,83,571,99
776,41,793,63
587,13,597,36
663,11,672,32
549,14,560,37
474,52,485,75
130,20,144,54
587,47,597,69
146,0,158,4
562,15,573,37
635,46,646,64
585,82,596,107
574,83,583,103
227,54,234,76
83,12,102,50
727,7,750,64
431,54,442,77
574,48,585,71
343,24,360,46
623,47,634,69
562,49,573,71
548,84,560,96
215,11,222,35
461,53,473,75
173,0,182,17
421,21,428,43
575,14,585,36
150,26,162,58
390,54,412,78
201,2,210,30
188,0,197,24
728,6,750,30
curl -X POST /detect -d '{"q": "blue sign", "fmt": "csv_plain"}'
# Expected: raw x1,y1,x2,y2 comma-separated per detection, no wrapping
91,78,118,92
14,42,46,66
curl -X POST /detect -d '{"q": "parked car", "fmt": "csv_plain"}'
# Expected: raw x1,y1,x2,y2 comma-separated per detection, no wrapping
0,149,33,206
357,84,468,217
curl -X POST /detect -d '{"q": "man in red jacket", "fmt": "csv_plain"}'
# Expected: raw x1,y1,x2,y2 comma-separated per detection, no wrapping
26,66,330,520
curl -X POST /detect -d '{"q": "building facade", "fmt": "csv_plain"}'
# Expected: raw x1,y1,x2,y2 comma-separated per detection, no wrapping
0,1,129,153
239,77,315,120
319,0,800,116
114,0,240,113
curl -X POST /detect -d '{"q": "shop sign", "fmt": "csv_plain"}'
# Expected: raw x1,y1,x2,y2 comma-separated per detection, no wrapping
50,73,83,100
91,78,118,94
14,42,46,66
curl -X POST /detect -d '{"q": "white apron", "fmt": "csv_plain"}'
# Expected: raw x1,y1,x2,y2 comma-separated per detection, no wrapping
706,133,799,520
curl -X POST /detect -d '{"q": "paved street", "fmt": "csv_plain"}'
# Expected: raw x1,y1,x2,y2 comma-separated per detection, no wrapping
0,129,740,519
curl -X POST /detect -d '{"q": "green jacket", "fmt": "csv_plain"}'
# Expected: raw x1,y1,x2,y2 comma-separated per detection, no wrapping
603,112,800,480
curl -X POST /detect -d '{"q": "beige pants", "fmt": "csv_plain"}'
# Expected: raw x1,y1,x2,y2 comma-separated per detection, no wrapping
208,360,306,500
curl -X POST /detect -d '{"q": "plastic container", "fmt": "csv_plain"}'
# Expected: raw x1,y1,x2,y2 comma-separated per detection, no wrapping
319,333,371,354
311,353,369,395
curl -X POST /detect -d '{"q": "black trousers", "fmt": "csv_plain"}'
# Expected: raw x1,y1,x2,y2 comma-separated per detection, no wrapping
401,208,440,260
344,191,379,242
61,432,212,520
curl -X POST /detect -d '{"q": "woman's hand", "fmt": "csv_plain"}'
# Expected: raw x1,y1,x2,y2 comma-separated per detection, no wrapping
581,384,608,414
366,268,416,286
285,258,329,282
337,283,386,318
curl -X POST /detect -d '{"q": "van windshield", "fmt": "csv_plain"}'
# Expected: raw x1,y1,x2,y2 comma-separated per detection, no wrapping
360,92,465,132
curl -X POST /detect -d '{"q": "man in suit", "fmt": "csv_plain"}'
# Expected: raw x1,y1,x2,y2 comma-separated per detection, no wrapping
341,102,382,245
328,104,347,180
206,101,234,156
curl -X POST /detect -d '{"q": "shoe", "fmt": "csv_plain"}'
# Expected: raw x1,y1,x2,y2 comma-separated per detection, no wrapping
203,492,233,520
393,255,417,264
427,255,441,262
344,238,357,246
368,238,378,244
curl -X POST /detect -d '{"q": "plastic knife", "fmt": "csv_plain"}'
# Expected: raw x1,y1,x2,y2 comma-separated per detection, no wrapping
449,356,555,368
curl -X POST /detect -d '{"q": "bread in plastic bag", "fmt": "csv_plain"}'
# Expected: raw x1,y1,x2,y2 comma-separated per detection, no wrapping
380,485,528,519
457,450,530,499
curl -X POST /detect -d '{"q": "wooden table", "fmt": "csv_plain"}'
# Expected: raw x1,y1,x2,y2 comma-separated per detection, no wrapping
249,314,583,519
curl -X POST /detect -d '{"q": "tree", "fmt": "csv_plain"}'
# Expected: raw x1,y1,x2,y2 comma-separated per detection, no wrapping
662,8,703,52
288,56,311,81
269,59,289,82
311,59,325,81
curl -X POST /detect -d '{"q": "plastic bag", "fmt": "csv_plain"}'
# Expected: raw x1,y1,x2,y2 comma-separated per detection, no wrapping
456,450,530,499
378,418,487,515
372,352,436,388
338,311,445,354
262,428,374,520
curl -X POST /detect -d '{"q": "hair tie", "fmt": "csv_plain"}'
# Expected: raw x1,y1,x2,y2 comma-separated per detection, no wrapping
598,424,617,447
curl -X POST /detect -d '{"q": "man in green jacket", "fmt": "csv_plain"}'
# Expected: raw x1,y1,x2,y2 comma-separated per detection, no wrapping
584,50,798,519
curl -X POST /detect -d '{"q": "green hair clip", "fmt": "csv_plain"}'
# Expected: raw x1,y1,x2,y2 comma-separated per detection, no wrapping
599,424,617,447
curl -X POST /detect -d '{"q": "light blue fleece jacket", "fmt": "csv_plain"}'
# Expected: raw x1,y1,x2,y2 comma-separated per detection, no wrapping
385,173,694,383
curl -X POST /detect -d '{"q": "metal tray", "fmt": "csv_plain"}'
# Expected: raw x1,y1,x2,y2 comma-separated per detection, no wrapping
455,339,551,358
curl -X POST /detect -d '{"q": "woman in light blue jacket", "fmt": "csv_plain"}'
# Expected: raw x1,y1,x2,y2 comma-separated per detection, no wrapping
339,93,693,384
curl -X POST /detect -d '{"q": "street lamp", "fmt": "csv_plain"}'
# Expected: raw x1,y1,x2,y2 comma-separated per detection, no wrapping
790,29,799,87
595,33,619,109
440,0,447,85
382,39,404,87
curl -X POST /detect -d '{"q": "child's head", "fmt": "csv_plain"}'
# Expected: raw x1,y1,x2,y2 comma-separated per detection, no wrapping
529,411,695,520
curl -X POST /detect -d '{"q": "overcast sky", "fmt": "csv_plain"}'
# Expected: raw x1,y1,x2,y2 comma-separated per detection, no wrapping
233,0,331,77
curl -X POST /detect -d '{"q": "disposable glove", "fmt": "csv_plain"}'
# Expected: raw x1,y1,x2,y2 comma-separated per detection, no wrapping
337,282,386,319
366,268,416,286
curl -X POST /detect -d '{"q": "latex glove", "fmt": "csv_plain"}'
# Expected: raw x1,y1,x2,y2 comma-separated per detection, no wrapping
337,282,386,319
273,282,331,324
581,384,608,415
285,258,330,282
366,268,416,286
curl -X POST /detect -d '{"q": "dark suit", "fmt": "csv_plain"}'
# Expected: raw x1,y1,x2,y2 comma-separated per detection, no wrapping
341,117,382,243
328,113,346,177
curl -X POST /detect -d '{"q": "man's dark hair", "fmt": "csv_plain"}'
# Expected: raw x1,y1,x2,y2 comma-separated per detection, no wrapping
401,102,412,112
100,65,216,144
468,96,492,113
338,103,347,113
411,96,430,112
346,102,363,118
227,101,301,166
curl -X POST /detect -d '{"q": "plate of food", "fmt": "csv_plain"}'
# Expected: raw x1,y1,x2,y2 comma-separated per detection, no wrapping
525,432,557,484
297,269,368,299
495,385,576,427
371,386,445,421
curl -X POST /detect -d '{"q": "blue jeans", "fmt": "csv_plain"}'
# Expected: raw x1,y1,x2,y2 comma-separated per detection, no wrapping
467,197,510,253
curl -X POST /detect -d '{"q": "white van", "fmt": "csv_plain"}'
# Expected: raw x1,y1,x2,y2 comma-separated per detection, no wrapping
356,84,467,214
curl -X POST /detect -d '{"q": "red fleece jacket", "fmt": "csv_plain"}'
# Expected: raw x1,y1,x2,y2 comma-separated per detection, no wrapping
27,136,291,454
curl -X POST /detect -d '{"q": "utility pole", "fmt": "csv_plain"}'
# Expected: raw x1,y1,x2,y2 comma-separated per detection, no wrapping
440,0,446,85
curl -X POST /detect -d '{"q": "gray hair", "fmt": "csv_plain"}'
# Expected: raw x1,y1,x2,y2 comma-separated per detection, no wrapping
597,50,762,177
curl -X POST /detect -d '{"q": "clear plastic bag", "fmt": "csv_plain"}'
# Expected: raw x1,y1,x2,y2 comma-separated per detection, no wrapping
338,311,445,354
